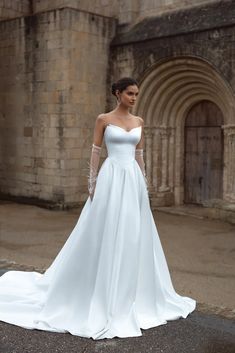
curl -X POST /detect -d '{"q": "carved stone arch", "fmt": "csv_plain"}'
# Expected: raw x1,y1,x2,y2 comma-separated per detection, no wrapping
133,56,235,206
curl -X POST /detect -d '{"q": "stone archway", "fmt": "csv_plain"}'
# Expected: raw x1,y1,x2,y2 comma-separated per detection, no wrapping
133,56,235,206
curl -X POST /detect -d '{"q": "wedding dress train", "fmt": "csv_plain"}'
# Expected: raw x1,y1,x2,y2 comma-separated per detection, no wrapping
0,123,196,339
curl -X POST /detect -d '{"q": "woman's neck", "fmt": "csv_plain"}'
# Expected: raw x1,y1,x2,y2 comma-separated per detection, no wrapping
113,107,132,120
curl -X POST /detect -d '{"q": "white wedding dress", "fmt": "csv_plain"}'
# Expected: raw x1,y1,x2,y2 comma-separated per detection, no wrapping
0,123,196,340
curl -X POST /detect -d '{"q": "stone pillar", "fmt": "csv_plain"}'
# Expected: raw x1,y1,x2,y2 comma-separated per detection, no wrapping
144,126,154,191
222,124,235,202
151,126,160,189
168,127,176,190
159,126,171,192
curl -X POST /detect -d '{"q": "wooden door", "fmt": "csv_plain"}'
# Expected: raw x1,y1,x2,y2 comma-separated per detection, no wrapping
184,100,223,204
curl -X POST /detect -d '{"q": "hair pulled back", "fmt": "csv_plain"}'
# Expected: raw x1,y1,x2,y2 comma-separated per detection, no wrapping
111,77,138,98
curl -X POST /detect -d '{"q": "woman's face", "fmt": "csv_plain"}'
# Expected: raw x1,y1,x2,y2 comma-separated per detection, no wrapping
116,84,139,108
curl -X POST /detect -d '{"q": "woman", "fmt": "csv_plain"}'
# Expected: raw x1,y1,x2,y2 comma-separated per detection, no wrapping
0,77,196,340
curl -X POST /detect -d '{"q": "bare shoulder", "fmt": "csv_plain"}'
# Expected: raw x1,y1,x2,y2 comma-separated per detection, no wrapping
95,113,107,127
96,113,116,128
97,113,112,121
97,113,106,121
135,115,144,126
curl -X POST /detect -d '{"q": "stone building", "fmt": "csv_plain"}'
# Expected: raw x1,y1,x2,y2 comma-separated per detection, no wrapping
0,0,235,211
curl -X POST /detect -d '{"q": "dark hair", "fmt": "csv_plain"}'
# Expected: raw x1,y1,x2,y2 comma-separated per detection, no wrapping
111,77,138,98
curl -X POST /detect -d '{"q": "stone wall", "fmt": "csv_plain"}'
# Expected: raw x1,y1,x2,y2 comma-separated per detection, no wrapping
0,0,220,27
138,0,218,18
33,0,118,17
0,0,30,20
32,0,137,27
32,0,218,27
0,8,116,207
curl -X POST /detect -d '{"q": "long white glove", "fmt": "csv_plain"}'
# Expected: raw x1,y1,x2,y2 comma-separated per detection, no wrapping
135,148,148,189
88,143,102,199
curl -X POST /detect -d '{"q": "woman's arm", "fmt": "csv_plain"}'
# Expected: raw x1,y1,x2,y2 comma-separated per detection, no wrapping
135,117,148,188
92,114,106,147
88,115,105,200
135,116,144,150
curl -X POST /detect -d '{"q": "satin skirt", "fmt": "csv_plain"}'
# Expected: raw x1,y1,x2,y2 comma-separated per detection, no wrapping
0,156,196,339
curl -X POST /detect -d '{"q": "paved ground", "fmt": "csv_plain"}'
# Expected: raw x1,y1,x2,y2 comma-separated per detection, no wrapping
0,200,234,352
0,311,234,353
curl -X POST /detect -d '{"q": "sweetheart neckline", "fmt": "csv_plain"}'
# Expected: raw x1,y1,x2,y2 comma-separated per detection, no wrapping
105,123,142,133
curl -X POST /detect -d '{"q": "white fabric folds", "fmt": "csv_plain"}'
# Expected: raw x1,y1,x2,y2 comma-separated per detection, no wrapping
0,123,196,340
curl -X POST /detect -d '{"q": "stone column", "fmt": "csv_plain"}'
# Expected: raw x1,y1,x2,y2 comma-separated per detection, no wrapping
222,124,235,202
144,126,154,191
168,127,176,190
159,126,171,192
151,126,160,189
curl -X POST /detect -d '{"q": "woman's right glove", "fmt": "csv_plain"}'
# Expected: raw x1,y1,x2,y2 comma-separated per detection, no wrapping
87,143,102,200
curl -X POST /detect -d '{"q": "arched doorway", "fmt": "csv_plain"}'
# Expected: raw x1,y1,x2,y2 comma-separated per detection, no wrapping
184,100,223,204
133,56,235,206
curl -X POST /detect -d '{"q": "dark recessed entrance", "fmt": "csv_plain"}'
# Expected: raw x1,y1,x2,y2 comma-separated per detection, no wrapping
184,100,223,204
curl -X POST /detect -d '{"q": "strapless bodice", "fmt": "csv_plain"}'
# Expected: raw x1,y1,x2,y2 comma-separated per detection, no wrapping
104,124,142,163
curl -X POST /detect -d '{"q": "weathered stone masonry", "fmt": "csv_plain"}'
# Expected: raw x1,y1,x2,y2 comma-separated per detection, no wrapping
0,8,116,207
